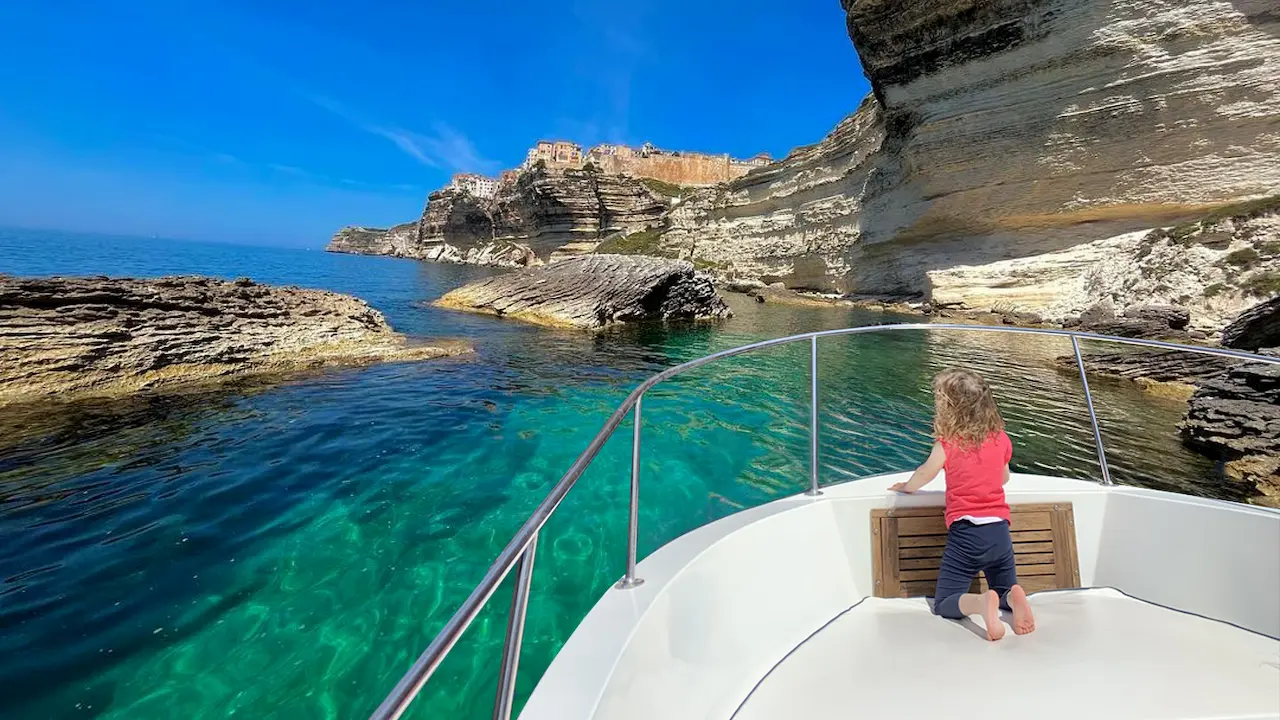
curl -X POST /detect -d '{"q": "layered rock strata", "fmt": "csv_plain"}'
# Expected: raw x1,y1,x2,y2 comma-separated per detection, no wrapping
933,205,1280,333
434,255,731,329
326,167,667,268
659,0,1279,318
0,275,467,405
490,168,668,259
1222,296,1280,350
1065,350,1234,386
1064,299,1280,505
1069,303,1191,339
1181,361,1280,507
1184,295,1280,506
327,221,420,258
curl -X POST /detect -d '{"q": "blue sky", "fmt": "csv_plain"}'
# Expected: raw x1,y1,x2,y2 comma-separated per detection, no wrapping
0,1,868,248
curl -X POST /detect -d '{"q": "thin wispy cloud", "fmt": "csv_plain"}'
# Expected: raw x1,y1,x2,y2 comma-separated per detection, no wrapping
310,95,499,174
267,163,308,177
211,152,248,166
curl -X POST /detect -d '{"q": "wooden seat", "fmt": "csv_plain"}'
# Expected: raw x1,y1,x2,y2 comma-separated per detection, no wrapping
870,503,1081,598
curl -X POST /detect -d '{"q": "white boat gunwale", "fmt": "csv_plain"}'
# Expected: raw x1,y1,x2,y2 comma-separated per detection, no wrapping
521,473,1279,720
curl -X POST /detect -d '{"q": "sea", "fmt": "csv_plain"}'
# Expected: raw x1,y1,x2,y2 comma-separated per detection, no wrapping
0,227,1231,719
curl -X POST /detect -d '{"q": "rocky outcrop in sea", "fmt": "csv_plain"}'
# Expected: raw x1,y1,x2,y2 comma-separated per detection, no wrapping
434,255,731,329
327,221,420,258
0,275,467,405
1222,296,1280,351
1064,299,1280,506
327,166,668,268
1179,294,1280,506
1181,361,1280,507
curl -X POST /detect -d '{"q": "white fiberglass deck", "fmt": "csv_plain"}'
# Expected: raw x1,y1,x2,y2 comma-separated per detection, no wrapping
735,588,1280,720
521,473,1280,720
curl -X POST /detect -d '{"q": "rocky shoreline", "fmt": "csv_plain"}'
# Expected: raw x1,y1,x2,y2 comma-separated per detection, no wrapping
0,275,469,406
1057,297,1280,506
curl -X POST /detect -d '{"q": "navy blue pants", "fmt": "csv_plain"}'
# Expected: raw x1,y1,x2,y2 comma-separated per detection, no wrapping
932,519,1017,619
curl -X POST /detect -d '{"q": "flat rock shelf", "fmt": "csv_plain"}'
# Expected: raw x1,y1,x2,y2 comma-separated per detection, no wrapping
0,274,469,405
434,254,732,329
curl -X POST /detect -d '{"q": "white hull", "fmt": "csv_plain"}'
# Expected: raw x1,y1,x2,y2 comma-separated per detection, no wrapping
523,473,1280,720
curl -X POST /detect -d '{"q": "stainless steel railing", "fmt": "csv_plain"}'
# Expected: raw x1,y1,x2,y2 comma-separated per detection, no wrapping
369,323,1279,720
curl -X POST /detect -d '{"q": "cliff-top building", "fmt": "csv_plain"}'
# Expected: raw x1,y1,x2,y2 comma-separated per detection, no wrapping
450,173,499,199
483,140,774,193
583,143,772,187
523,140,583,169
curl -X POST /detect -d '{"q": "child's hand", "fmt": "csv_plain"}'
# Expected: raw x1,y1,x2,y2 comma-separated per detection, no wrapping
889,482,913,494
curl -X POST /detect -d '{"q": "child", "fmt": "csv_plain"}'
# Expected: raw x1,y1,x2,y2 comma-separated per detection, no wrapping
889,368,1035,641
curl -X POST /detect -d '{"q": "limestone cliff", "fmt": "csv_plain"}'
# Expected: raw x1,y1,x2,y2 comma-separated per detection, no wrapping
327,221,419,257
490,167,668,260
661,0,1280,319
930,202,1280,331
326,167,667,267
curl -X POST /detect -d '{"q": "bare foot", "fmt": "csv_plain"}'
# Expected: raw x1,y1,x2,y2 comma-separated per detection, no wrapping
1008,584,1036,635
982,590,1006,641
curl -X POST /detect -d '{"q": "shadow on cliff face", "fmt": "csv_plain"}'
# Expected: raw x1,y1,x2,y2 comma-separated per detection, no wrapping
836,0,1279,297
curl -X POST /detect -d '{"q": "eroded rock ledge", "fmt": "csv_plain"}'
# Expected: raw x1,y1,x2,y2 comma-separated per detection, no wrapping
0,275,468,405
434,255,731,329
1181,360,1280,507
1060,298,1280,506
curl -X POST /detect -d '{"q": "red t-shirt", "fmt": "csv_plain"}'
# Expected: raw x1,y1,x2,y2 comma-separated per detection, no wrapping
940,431,1012,527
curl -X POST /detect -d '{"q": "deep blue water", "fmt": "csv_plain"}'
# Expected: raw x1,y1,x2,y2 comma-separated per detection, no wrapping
0,227,1228,718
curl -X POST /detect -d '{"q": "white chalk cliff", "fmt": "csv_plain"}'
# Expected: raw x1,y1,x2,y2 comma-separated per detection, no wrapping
662,0,1280,323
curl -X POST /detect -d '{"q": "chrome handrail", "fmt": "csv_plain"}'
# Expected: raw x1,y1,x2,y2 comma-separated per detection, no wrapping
370,323,1279,720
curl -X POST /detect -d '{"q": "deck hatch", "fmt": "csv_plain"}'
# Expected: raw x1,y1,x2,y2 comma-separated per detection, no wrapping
871,503,1081,598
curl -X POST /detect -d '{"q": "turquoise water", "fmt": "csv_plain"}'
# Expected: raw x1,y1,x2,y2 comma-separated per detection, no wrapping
0,227,1232,718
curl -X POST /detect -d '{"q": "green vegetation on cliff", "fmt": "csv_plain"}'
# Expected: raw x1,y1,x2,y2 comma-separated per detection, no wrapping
640,178,697,199
594,228,673,256
1242,272,1280,297
1159,195,1280,244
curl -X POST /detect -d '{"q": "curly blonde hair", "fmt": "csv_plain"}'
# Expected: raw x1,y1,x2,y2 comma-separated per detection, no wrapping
933,368,1005,451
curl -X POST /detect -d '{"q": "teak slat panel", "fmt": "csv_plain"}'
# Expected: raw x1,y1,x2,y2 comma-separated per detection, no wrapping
1050,504,1082,587
899,535,950,548
871,504,1080,599
870,514,901,598
1015,552,1055,566
900,546,946,559
897,516,949,536
1007,512,1052,532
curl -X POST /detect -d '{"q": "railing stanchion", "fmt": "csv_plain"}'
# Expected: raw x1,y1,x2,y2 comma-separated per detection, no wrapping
492,533,538,720
617,396,645,588
1071,335,1113,486
806,335,822,496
